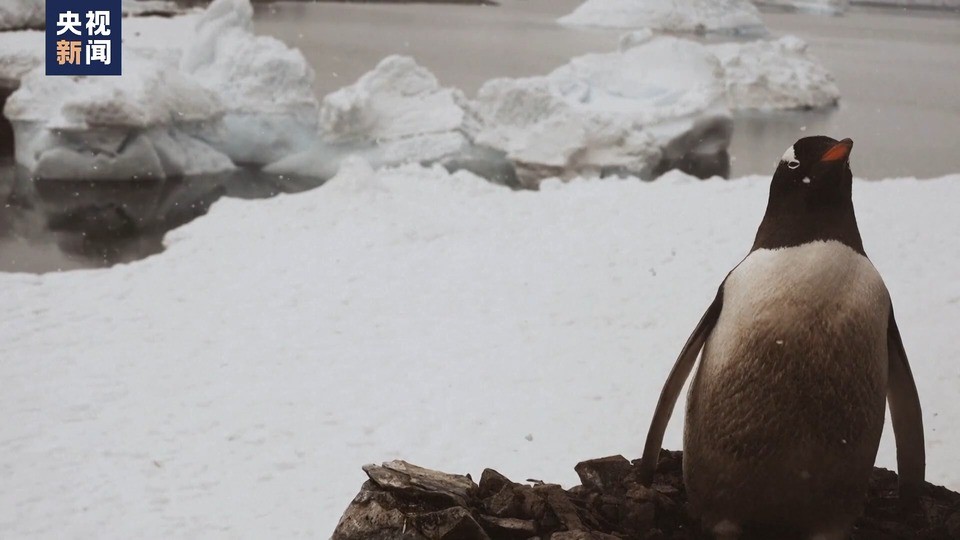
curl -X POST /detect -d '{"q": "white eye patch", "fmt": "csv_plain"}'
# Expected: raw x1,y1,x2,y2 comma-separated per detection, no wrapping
781,145,796,163
780,145,800,170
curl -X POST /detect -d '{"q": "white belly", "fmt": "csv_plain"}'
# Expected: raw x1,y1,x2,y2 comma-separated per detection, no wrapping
683,239,893,530
703,239,890,379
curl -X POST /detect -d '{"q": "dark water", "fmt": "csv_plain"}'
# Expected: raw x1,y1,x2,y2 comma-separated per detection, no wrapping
1,1,958,273
0,159,325,273
729,7,960,179
254,0,960,179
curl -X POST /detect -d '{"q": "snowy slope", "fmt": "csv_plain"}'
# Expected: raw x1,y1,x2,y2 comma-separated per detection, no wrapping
1,163,958,537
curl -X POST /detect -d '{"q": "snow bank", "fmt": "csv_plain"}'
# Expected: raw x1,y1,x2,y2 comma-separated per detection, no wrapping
267,55,479,180
0,0,43,31
1,163,958,537
559,0,767,35
472,37,732,185
708,36,840,110
755,0,849,13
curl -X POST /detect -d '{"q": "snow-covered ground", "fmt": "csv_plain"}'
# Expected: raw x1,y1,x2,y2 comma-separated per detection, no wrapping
1,163,958,537
559,0,767,35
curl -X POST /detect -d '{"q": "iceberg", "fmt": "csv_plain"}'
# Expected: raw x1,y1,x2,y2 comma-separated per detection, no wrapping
266,55,507,183
708,36,840,110
471,37,732,186
0,0,43,31
558,0,767,35
2,0,318,180
5,56,232,180
180,0,319,166
0,0,184,32
753,0,849,14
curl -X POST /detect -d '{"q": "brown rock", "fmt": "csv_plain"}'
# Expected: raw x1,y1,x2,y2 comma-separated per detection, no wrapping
332,484,428,539
478,468,514,498
485,485,522,517
477,514,537,537
362,460,477,507
575,456,632,494
334,452,960,540
536,484,585,531
412,507,489,540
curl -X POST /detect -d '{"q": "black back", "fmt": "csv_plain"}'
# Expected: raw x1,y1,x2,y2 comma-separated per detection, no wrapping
751,136,865,256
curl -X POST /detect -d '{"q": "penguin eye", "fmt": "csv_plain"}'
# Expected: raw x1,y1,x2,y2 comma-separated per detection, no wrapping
787,160,800,170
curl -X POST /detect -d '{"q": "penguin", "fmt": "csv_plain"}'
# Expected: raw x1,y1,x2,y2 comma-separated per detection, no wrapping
637,136,925,539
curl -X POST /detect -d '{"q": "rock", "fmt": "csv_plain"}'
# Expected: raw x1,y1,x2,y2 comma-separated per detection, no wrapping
476,514,536,537
362,460,478,508
575,455,632,494
333,451,960,540
478,468,515,498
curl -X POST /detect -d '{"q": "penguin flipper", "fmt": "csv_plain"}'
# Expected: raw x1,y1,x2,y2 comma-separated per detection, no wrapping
886,308,925,503
638,288,723,486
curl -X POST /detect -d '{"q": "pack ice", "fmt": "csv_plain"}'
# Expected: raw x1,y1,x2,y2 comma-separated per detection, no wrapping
264,56,514,185
558,0,768,35
2,0,318,180
753,0,850,15
2,0,840,183
471,36,732,186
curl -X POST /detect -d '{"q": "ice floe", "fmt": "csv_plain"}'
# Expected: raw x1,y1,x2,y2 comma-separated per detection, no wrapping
2,0,840,184
3,0,317,180
0,30,43,89
471,37,732,185
708,36,840,110
559,0,767,35
754,0,849,14
0,0,43,31
5,56,232,180
0,0,185,32
180,0,319,166
266,55,494,182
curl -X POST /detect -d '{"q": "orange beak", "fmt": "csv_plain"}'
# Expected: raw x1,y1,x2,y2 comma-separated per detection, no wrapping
820,138,853,163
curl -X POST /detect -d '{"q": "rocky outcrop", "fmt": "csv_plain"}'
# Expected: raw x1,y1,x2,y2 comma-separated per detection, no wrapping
333,451,960,539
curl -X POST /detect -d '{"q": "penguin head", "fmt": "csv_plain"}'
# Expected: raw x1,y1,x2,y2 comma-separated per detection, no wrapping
771,136,854,205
